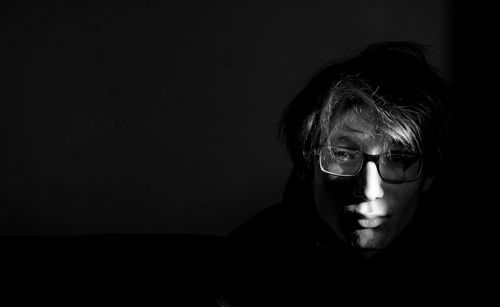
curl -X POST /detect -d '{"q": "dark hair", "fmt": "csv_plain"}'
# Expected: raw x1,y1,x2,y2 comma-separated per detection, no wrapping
279,41,450,181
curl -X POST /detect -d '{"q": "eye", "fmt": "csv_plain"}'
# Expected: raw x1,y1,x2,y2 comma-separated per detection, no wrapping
384,153,419,165
386,154,405,163
331,148,357,161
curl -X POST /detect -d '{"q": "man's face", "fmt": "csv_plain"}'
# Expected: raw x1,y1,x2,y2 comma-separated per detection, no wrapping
313,114,432,252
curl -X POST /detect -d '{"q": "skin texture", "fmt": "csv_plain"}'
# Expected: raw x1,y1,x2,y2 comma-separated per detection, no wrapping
313,114,433,257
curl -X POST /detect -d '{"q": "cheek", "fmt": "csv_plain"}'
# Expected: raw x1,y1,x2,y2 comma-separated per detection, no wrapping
312,172,357,229
386,183,421,206
313,172,357,204
383,183,422,222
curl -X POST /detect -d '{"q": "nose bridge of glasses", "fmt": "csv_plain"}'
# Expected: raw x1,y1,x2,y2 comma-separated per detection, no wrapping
356,152,384,178
362,152,382,164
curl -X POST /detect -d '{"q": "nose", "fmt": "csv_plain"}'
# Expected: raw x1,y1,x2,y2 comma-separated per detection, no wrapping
355,161,384,201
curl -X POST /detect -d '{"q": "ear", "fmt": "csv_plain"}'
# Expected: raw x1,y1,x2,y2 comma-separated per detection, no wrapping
421,176,434,193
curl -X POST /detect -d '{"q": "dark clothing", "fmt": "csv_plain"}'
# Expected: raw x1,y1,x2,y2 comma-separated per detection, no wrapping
220,173,467,306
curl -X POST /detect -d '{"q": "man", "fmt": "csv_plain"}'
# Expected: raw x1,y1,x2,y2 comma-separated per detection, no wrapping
220,41,458,306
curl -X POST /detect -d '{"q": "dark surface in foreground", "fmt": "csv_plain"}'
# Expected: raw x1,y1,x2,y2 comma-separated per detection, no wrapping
2,234,224,306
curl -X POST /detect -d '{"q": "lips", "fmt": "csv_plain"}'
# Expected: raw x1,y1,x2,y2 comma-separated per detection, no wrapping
357,217,385,228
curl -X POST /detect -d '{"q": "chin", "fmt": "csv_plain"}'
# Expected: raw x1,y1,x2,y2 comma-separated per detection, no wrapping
348,229,391,250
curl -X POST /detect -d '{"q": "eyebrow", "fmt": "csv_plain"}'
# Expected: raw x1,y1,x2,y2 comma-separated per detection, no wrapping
337,126,367,134
328,128,390,149
329,126,372,141
329,134,363,146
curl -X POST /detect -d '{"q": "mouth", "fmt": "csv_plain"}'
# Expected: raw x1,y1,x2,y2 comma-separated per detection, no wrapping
357,217,385,229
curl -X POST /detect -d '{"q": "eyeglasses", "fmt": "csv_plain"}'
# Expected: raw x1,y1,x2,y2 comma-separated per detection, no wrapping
318,146,423,183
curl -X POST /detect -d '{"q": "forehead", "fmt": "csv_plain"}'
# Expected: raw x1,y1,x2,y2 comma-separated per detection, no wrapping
328,113,390,149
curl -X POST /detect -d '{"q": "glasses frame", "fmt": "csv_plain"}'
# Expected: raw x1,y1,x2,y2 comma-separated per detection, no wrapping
317,146,424,183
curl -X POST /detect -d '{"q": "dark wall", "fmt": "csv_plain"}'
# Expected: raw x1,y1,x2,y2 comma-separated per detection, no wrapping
1,0,453,236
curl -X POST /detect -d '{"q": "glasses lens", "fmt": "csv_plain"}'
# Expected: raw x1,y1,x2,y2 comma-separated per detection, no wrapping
319,147,362,176
379,153,422,181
